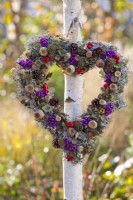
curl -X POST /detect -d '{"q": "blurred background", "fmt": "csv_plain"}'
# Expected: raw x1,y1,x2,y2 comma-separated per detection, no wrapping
0,0,133,199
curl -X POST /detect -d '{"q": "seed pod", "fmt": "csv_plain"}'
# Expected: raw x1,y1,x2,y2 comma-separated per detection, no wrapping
96,59,105,68
86,50,92,58
39,47,48,56
34,110,45,119
115,71,121,77
109,83,118,92
88,120,97,129
111,76,118,83
25,84,34,93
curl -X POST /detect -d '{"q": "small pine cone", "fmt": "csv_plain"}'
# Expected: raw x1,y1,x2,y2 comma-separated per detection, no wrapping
33,70,41,79
92,47,103,57
99,107,105,115
82,146,89,155
69,43,78,53
88,130,97,138
52,139,60,148
73,121,83,131
49,97,59,107
106,58,116,67
91,98,100,108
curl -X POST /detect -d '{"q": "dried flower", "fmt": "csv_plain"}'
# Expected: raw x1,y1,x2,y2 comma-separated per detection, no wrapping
39,47,48,56
47,114,58,127
36,90,48,98
18,59,33,70
34,110,45,119
65,137,77,152
39,37,49,47
106,50,116,58
69,54,78,66
80,117,91,126
25,84,34,93
69,43,78,53
105,103,113,116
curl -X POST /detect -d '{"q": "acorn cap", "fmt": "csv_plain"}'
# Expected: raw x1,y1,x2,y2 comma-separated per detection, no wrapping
109,83,118,91
86,50,92,58
25,84,34,93
67,128,76,137
34,110,45,119
99,99,106,106
39,47,48,56
66,65,75,75
56,115,62,122
88,120,97,129
115,71,121,77
96,59,105,68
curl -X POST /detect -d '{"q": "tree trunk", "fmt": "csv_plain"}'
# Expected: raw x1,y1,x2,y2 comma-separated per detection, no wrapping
63,0,84,199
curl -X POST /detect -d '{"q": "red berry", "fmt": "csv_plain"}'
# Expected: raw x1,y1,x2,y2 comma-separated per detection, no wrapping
43,83,48,93
76,69,85,74
66,122,74,127
87,42,93,49
66,155,74,161
114,55,120,60
103,83,109,89
116,59,120,64
42,57,50,63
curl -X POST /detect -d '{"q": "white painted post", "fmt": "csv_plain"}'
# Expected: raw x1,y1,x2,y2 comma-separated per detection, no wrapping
63,0,84,199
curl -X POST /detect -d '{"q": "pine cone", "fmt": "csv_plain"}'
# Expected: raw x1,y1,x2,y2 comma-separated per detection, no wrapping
92,47,103,57
52,139,60,148
49,97,59,107
69,43,78,53
58,138,65,148
91,98,100,108
33,70,41,79
73,121,83,131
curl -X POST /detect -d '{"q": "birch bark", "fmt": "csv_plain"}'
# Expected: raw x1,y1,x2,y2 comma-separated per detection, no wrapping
63,0,84,199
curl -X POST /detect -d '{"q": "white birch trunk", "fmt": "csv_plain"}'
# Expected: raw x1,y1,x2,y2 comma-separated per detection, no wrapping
63,0,84,199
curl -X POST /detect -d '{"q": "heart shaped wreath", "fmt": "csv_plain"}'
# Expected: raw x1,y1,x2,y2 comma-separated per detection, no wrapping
13,35,128,163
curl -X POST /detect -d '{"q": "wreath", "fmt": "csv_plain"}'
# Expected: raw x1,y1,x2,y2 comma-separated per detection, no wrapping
13,35,128,163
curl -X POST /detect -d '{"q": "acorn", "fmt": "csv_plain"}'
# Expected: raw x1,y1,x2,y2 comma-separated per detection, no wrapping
109,83,118,92
34,110,45,120
115,71,121,77
67,128,76,137
25,84,34,93
88,120,97,129
78,146,84,153
39,47,48,56
66,65,75,75
86,50,92,58
96,59,105,68
56,115,62,122
64,52,71,61
99,99,106,106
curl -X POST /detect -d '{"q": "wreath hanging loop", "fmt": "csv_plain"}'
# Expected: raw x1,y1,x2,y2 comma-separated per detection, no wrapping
13,34,128,163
